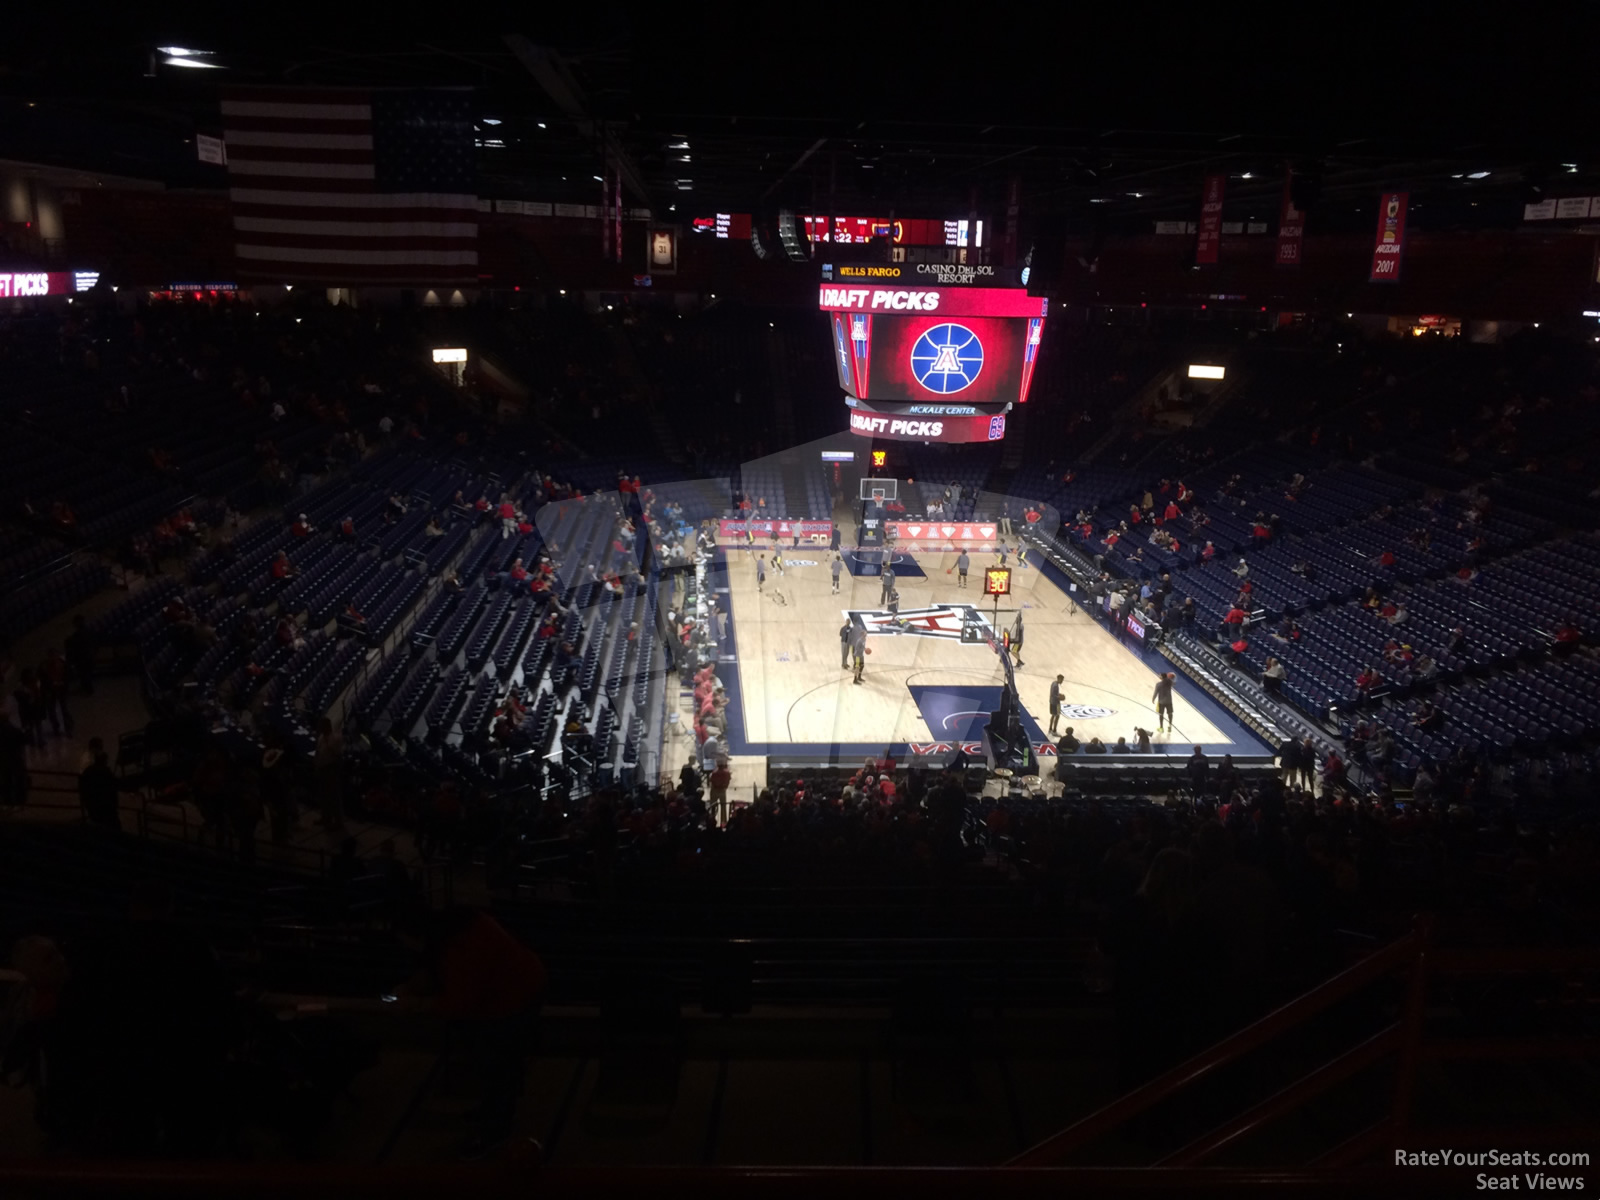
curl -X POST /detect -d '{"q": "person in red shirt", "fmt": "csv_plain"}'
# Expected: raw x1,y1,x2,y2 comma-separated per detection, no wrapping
270,551,295,579
336,515,356,541
398,907,547,1153
1200,541,1216,561
1163,500,1182,523
1378,549,1397,568
1222,605,1248,634
291,513,313,538
708,761,732,826
1355,665,1382,694
1252,520,1271,543
508,558,529,583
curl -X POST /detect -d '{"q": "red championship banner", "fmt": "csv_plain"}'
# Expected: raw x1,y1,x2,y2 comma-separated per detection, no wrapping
1196,174,1225,265
1369,192,1409,283
1275,169,1305,267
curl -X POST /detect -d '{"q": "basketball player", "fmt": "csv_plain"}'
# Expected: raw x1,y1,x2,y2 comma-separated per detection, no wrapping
956,549,970,588
756,555,766,593
840,618,853,668
997,543,1010,568
745,525,755,554
1048,674,1064,734
850,625,867,684
1152,672,1175,732
1009,613,1025,666
879,564,896,607
772,546,785,576
831,553,843,594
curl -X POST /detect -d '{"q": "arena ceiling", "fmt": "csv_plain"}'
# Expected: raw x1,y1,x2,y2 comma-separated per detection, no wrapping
4,18,1600,237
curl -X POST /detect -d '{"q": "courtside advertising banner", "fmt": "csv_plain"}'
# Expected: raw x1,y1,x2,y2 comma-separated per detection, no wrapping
1369,192,1408,282
885,520,1004,543
1196,174,1225,265
718,519,834,538
1276,170,1305,267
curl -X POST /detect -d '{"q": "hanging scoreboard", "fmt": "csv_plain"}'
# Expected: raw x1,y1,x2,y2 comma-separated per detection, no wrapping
820,262,1046,444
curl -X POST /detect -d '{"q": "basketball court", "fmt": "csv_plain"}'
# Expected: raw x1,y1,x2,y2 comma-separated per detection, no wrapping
698,501,1268,787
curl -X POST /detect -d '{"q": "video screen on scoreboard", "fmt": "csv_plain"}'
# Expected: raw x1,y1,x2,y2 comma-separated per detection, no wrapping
820,278,1045,406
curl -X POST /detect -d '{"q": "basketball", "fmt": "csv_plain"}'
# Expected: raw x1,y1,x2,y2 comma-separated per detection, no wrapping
865,647,873,654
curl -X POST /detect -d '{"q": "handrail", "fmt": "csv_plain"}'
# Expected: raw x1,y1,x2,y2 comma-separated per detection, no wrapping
1155,1024,1403,1167
1007,924,1429,1166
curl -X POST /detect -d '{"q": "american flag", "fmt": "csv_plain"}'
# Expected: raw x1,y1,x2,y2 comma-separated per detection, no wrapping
221,88,478,284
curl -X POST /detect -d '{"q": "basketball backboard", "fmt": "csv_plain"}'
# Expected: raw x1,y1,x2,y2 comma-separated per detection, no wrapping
858,477,899,503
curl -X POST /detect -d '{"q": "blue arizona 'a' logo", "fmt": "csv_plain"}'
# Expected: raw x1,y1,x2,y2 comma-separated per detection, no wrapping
910,323,983,394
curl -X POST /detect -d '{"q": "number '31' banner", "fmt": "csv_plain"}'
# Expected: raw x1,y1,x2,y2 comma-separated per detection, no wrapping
1369,192,1409,283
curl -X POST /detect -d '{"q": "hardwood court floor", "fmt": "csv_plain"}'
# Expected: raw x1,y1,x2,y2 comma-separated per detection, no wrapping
722,539,1227,755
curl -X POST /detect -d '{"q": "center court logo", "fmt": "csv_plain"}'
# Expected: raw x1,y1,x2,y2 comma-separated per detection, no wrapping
910,323,983,394
848,605,983,641
1060,704,1118,720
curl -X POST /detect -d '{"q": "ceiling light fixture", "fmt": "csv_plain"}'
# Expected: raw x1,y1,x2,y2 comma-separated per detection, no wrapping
1467,170,1490,179
481,118,501,126
164,57,222,69
537,122,547,129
